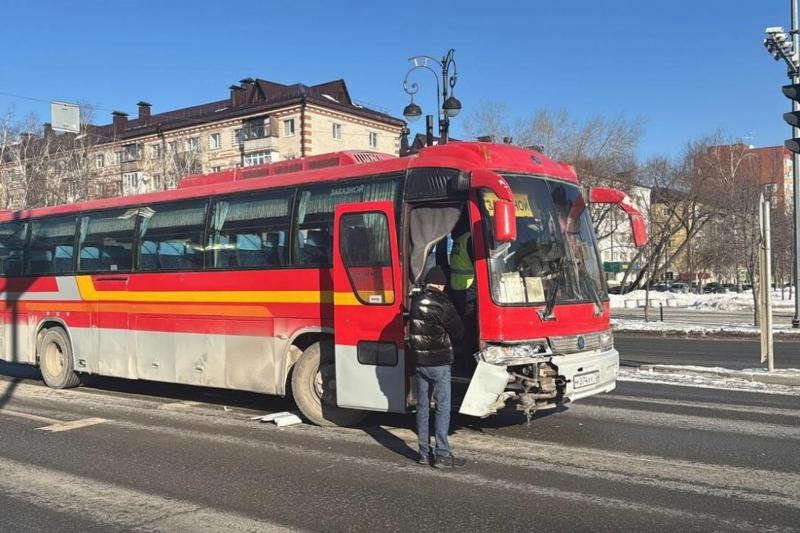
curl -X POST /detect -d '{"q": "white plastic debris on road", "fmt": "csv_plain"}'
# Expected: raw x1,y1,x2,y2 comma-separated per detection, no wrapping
618,365,800,396
250,412,303,427
609,289,796,311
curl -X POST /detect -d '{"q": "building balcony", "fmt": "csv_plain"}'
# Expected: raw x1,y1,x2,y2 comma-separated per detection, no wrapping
121,159,144,173
242,135,278,153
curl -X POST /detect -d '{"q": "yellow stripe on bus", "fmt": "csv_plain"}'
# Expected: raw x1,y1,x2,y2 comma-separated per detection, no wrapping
76,276,392,307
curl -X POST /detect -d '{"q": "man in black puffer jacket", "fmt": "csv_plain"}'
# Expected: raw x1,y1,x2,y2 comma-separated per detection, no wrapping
409,266,466,468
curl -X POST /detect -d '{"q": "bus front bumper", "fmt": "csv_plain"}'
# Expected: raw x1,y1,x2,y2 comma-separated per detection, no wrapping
459,347,619,419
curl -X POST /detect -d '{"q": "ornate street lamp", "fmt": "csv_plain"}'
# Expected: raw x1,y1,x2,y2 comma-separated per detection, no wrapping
402,49,460,144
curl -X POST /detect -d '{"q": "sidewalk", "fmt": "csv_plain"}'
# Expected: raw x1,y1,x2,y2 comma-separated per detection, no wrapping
611,316,800,340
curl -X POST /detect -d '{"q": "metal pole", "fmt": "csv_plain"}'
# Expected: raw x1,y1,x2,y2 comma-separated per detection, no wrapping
440,55,449,144
764,196,775,371
792,0,800,328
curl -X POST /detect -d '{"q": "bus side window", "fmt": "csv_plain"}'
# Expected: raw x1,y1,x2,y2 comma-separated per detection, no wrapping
294,177,399,267
77,209,137,272
137,199,208,272
25,216,77,275
207,190,292,269
0,221,28,276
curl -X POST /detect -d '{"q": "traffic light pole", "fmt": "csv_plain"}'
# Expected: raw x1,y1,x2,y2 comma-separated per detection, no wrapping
792,0,800,328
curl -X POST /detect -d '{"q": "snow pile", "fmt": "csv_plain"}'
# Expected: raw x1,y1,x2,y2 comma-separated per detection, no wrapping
610,289,795,311
618,365,800,395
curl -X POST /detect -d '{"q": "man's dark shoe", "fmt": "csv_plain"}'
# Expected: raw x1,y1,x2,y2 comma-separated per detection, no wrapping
418,453,430,465
433,454,466,468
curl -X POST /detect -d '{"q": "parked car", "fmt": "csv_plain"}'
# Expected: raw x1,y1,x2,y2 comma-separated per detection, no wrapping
703,282,728,294
669,282,690,294
651,282,669,292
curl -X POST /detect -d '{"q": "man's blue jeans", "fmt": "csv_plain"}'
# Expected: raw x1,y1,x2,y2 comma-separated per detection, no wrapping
415,365,452,458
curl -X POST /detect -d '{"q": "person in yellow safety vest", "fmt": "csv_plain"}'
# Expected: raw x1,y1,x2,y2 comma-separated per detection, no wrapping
449,232,474,291
449,224,476,372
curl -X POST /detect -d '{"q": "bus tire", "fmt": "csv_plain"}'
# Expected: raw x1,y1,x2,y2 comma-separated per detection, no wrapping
38,327,80,389
291,341,366,427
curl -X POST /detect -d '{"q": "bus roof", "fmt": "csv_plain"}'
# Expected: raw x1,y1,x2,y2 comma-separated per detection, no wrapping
0,142,578,222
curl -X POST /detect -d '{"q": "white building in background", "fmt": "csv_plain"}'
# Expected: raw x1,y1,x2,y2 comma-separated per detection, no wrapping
595,184,650,287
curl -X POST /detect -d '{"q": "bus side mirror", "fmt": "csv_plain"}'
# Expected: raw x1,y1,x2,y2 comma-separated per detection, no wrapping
588,187,648,247
494,200,516,242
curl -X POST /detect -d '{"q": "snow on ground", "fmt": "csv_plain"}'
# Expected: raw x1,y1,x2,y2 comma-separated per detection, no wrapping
618,365,800,396
610,318,799,337
610,289,796,312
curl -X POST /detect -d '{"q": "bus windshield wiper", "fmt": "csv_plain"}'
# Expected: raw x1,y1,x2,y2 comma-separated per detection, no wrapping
539,254,566,321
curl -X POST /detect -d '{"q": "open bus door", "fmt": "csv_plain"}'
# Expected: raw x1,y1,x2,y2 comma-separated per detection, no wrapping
333,201,407,413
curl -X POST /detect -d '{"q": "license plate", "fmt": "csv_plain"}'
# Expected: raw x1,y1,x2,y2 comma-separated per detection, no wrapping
573,371,599,389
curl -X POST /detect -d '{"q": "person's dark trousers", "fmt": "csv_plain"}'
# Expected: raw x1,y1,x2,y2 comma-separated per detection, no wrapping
451,286,477,373
415,365,452,458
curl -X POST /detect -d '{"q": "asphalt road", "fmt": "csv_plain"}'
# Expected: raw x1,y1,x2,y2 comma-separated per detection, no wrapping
616,335,800,369
0,359,798,532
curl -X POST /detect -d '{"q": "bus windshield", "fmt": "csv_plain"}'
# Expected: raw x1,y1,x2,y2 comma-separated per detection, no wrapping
481,174,607,306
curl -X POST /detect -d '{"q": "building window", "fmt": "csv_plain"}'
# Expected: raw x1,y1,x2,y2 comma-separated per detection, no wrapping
149,144,161,159
187,137,199,152
122,172,140,194
369,132,378,148
151,174,162,190
211,166,222,173
114,151,123,165
122,143,140,162
243,150,273,167
168,141,178,154
233,129,243,146
209,133,221,150
332,123,342,140
243,118,266,140
96,154,105,168
283,119,295,137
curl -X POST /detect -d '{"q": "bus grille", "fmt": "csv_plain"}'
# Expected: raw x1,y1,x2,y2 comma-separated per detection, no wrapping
548,332,602,354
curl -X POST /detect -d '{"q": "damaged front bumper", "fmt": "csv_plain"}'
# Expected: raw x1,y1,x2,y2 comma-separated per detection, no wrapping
459,343,619,421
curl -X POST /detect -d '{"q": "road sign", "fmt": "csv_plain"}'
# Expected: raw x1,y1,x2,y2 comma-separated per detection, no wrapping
50,101,80,133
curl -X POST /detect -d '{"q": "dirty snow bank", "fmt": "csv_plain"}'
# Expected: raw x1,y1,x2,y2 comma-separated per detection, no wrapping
610,289,795,312
618,365,800,396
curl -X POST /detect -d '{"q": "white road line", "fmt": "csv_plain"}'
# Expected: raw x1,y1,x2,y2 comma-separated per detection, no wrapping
37,417,107,433
0,457,298,533
618,375,800,396
158,400,205,411
0,407,60,425
595,394,800,417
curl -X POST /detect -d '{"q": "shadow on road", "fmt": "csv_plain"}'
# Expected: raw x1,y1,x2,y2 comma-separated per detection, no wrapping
0,377,20,410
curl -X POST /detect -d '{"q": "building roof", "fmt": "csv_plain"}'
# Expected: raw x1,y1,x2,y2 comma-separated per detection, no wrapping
87,78,404,144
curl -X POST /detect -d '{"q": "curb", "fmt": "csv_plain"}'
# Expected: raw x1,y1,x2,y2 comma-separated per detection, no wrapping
638,364,800,386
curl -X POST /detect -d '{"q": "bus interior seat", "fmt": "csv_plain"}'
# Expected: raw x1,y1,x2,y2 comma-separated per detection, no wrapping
140,241,159,270
264,231,285,265
301,229,330,264
80,246,102,271
236,233,265,266
342,225,369,264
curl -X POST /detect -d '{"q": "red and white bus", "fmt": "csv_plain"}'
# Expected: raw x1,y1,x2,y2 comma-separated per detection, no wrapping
0,142,645,425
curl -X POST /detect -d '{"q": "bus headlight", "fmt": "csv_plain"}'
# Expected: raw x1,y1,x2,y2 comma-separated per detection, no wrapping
477,342,550,365
599,330,614,351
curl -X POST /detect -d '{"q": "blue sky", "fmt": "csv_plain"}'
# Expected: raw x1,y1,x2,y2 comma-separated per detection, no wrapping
0,0,792,159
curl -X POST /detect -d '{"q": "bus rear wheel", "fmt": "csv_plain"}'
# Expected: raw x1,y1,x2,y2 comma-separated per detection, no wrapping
39,327,81,389
291,341,366,427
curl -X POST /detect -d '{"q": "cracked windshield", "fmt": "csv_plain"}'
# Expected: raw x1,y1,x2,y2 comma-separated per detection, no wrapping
482,175,607,306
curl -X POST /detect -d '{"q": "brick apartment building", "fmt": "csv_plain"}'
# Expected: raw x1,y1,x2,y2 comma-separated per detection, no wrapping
1,77,404,207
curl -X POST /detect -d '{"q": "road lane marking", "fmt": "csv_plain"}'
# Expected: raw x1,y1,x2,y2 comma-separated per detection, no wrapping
0,407,60,425
0,457,297,533
595,394,800,418
37,417,107,433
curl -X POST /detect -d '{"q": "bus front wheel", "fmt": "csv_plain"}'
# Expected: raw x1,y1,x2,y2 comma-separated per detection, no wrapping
291,341,366,427
38,327,81,389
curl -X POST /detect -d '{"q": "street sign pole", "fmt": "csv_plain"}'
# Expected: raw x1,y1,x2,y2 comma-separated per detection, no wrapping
792,0,800,328
759,191,775,371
